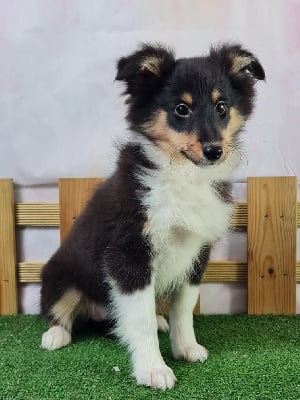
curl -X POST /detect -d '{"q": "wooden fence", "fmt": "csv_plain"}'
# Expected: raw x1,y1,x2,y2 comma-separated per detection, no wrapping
0,177,299,315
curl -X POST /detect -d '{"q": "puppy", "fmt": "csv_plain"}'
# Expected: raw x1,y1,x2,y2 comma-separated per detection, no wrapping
41,43,265,389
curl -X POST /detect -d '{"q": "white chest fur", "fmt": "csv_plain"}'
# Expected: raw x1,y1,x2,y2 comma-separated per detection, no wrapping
137,143,237,297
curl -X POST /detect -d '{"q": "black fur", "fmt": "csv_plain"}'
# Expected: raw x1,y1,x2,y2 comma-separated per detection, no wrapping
41,143,156,317
189,245,212,285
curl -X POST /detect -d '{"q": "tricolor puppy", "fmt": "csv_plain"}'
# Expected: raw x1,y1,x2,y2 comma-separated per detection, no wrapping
41,43,265,389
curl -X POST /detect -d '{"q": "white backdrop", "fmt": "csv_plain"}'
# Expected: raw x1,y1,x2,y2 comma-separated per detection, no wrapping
1,0,299,313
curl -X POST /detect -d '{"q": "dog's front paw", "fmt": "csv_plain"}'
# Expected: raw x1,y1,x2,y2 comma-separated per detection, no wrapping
134,364,177,390
173,343,208,362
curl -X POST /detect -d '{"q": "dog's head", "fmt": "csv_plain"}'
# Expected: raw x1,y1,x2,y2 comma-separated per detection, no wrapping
116,43,265,165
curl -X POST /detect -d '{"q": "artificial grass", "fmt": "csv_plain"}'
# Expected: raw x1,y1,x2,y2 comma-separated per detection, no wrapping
0,315,299,400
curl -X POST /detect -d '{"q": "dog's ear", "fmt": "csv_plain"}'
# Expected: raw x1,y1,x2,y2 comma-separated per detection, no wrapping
229,46,265,80
211,44,265,81
115,44,175,97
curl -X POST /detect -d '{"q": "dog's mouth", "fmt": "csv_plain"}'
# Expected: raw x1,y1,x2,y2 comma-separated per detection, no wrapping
180,150,225,166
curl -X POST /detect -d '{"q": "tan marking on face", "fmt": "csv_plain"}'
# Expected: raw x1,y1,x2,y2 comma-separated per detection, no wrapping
140,56,162,75
181,92,193,106
220,140,229,159
212,89,221,102
231,55,253,74
221,107,245,141
51,289,84,331
142,110,203,164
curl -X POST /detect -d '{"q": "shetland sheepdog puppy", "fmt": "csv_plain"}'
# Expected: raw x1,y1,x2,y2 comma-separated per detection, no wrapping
41,43,264,389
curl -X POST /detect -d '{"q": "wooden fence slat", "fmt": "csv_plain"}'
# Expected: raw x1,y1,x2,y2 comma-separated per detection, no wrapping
230,203,247,227
59,178,104,242
0,179,17,314
247,177,297,314
17,260,300,284
15,203,60,226
14,201,300,228
15,261,248,283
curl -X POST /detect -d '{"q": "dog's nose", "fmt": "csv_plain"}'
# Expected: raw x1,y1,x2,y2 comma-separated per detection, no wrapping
202,144,223,161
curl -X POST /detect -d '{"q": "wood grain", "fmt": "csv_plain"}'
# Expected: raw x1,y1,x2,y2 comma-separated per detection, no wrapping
15,203,60,226
20,260,300,283
13,201,300,228
247,177,297,314
59,178,104,242
17,261,247,283
0,180,17,314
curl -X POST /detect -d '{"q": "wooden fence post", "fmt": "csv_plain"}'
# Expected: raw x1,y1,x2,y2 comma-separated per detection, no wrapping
59,178,104,242
0,179,17,314
247,177,297,314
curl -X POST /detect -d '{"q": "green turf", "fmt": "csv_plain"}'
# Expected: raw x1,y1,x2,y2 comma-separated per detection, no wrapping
0,315,299,400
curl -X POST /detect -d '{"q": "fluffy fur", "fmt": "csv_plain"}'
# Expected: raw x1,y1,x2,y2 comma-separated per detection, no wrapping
41,42,265,390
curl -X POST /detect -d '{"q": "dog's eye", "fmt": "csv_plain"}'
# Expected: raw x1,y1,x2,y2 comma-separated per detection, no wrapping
174,103,190,117
215,101,227,117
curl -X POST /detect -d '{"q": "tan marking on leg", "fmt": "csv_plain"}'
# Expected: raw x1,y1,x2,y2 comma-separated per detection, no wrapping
87,302,108,321
211,89,221,102
51,289,84,332
181,92,193,106
49,320,57,328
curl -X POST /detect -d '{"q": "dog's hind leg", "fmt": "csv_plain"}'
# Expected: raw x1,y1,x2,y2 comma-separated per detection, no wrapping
41,288,83,351
156,315,169,332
